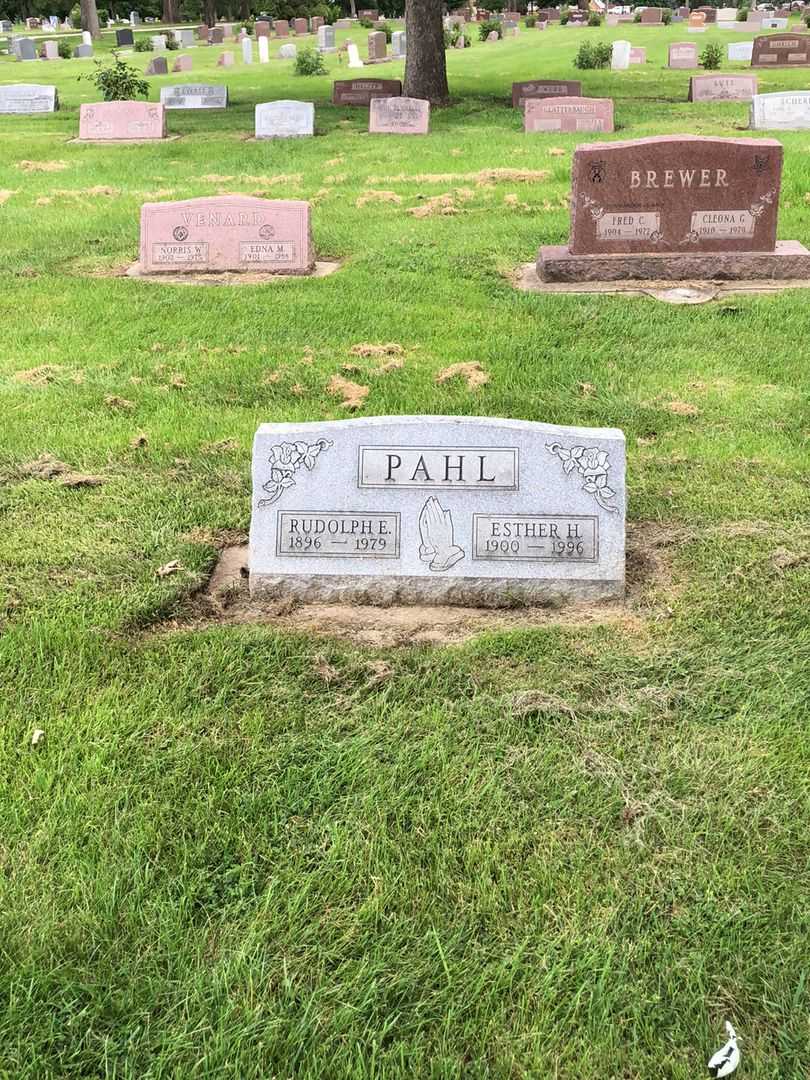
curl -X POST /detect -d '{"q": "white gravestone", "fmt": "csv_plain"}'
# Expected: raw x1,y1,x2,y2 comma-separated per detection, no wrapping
159,84,228,108
611,39,631,70
751,90,810,130
317,24,336,52
151,34,166,50
347,41,363,67
0,84,58,112
391,29,406,57
255,99,314,137
728,41,753,62
278,42,297,58
242,36,252,62
250,416,626,605
82,30,92,45
258,35,269,62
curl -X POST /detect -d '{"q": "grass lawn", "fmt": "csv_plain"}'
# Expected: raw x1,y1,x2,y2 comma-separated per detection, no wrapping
1,19,810,1079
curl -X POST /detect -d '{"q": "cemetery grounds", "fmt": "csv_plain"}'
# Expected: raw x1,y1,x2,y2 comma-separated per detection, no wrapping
1,20,809,1080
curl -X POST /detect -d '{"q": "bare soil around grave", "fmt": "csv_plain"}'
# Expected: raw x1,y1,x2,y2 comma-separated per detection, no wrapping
154,522,680,647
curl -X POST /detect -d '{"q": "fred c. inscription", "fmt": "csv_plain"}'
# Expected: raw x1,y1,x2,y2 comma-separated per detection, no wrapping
250,416,626,605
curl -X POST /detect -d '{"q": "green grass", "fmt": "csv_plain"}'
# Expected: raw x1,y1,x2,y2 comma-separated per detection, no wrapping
2,20,810,1080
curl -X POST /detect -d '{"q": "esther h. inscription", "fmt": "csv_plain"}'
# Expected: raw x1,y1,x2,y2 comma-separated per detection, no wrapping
0,84,58,113
751,32,810,66
332,78,402,105
511,79,581,108
250,416,626,606
139,195,314,275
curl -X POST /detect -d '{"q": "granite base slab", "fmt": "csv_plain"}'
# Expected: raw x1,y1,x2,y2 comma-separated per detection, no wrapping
250,572,624,607
123,259,341,284
537,241,810,282
69,134,182,145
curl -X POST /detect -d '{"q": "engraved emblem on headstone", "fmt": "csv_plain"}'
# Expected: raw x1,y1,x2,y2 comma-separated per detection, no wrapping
259,439,333,506
418,497,465,571
258,224,275,239
546,443,618,513
590,160,606,183
173,225,189,241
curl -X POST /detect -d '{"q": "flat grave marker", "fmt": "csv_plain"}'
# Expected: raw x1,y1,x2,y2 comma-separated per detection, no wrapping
159,83,228,108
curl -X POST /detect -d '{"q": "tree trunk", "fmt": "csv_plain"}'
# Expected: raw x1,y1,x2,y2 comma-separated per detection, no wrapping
204,0,217,26
404,0,449,105
163,0,178,23
80,0,101,40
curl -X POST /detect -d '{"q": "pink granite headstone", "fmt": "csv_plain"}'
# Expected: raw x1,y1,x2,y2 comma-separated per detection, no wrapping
255,19,270,36
274,19,289,36
688,74,758,101
640,6,663,22
80,101,166,141
524,96,614,134
668,42,699,67
629,47,646,64
217,50,234,66
368,30,387,59
172,55,192,72
369,95,429,133
139,196,314,274
293,17,308,34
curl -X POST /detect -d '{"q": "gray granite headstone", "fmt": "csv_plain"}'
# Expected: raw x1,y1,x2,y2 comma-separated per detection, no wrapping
159,83,228,108
751,90,810,129
391,29,406,57
317,24,336,51
146,56,168,75
250,416,626,605
74,44,94,58
255,99,314,137
17,37,37,60
0,83,58,112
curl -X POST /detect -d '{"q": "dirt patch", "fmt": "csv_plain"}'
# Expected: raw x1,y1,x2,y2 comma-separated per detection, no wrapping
436,361,489,390
13,365,65,385
151,522,679,647
356,190,402,208
327,374,369,410
19,453,104,488
0,189,20,205
17,159,68,172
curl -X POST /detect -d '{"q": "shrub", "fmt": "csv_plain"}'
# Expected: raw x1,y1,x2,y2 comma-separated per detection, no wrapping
525,14,536,26
738,5,749,19
133,36,152,51
662,9,671,23
560,11,569,24
295,46,327,74
57,37,73,58
478,17,501,39
805,11,810,26
588,12,601,26
700,41,723,69
358,16,374,27
633,10,641,21
69,4,80,26
573,39,612,69
445,24,470,47
80,51,149,100
376,19,393,41
165,35,179,49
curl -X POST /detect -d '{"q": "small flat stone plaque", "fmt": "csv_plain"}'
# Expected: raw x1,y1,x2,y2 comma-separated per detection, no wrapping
159,83,228,109
524,96,613,134
750,90,810,129
332,78,402,105
79,101,166,140
369,95,429,133
255,99,314,138
511,79,581,108
0,83,58,113
250,416,626,605
139,195,313,274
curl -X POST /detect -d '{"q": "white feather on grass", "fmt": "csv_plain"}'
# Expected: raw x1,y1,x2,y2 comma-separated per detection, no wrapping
708,1021,740,1078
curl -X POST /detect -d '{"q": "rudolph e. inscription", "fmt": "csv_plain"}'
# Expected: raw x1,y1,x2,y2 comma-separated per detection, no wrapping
250,416,626,605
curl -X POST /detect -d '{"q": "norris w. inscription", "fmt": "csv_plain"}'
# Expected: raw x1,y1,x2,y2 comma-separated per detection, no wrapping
250,415,626,606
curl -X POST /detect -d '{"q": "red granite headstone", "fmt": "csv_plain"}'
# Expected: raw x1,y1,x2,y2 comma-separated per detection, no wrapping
640,7,663,23
255,19,270,36
751,32,810,65
332,78,402,105
688,74,758,101
524,96,613,134
274,19,289,36
568,135,781,256
293,17,308,34
511,79,582,108
139,196,314,274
